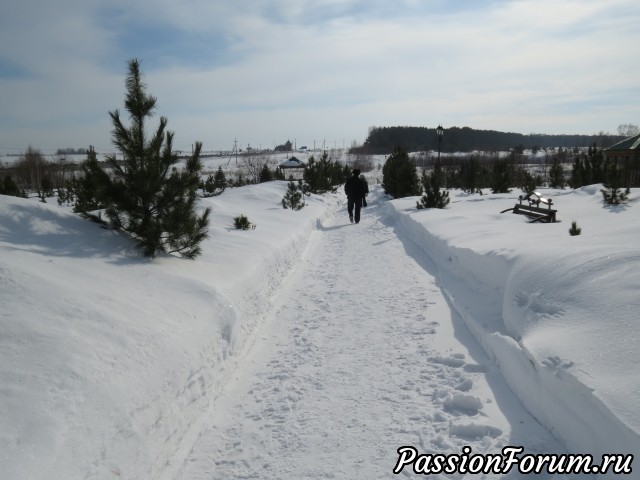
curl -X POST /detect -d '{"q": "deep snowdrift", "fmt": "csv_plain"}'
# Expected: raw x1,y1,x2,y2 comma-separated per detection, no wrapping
384,185,640,464
1,182,638,479
0,183,339,479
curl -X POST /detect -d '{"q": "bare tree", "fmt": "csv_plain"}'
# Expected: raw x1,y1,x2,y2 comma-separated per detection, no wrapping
241,151,275,184
617,124,640,137
14,146,46,192
347,140,374,172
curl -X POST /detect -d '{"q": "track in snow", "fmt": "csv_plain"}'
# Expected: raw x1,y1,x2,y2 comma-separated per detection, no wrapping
175,188,564,479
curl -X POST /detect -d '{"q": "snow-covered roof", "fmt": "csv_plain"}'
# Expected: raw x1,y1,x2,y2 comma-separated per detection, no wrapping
605,133,640,152
278,156,306,168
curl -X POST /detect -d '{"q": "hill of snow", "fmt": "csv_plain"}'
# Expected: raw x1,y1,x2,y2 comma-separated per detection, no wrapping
0,183,339,479
0,181,638,478
385,185,640,466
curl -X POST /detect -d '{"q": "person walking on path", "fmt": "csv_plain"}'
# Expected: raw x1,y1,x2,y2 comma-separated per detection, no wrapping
344,169,367,224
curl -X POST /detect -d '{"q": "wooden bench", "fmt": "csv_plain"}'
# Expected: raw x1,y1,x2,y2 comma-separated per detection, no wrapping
501,191,558,223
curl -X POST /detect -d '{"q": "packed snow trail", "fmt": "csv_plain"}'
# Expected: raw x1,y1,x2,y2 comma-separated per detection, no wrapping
174,188,565,479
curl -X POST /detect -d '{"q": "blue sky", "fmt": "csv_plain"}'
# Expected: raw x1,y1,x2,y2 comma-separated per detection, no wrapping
0,0,638,154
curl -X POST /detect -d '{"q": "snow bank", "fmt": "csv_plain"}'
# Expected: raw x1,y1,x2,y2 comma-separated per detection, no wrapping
383,185,640,465
0,182,338,480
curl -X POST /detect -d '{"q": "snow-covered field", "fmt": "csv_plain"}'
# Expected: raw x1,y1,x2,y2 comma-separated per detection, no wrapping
0,179,638,479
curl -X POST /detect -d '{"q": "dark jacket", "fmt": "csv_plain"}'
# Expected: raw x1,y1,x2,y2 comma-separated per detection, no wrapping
344,174,367,199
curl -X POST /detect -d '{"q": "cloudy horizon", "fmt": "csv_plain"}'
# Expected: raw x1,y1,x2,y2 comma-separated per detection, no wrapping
1,0,638,155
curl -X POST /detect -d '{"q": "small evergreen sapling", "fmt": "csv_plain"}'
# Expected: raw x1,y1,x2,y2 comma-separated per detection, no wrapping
490,158,512,194
259,163,273,183
569,221,582,236
72,147,109,217
281,180,305,210
519,169,538,195
233,214,255,230
203,166,227,197
548,157,565,189
416,166,449,209
601,160,629,206
0,174,26,198
459,157,484,194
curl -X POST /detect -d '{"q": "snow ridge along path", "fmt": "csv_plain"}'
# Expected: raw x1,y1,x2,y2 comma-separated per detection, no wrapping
174,188,565,479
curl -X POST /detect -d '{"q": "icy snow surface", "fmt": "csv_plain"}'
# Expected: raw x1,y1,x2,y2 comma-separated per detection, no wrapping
0,180,638,479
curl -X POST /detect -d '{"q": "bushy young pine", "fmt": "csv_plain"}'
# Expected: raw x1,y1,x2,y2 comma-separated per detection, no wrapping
416,166,449,209
38,175,54,202
78,59,210,258
549,157,565,188
569,155,585,188
57,183,75,206
459,157,484,194
601,160,629,205
569,221,582,236
0,175,26,198
282,180,305,210
273,166,285,180
259,163,273,183
569,144,605,188
490,158,512,194
518,168,538,194
233,214,254,230
382,146,420,198
203,166,227,196
586,144,605,184
303,151,345,194
72,148,110,217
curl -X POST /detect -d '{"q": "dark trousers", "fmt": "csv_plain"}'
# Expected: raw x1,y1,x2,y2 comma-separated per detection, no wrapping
348,197,363,223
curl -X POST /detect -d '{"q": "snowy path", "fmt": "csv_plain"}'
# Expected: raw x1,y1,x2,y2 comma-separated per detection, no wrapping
173,190,565,479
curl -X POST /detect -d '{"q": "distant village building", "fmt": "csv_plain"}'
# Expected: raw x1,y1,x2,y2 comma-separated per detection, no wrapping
604,134,640,186
275,140,293,152
278,156,306,179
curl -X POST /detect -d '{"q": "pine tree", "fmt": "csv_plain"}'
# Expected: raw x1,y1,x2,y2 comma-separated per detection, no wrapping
259,163,273,183
0,175,26,198
416,166,449,209
569,144,605,188
601,160,629,206
382,146,420,198
569,155,584,188
213,166,227,192
490,158,512,194
460,157,483,194
72,147,110,218
77,59,210,258
587,144,605,184
281,180,305,210
303,151,345,194
233,214,254,230
569,221,582,236
518,169,538,194
549,157,565,189
273,166,285,180
203,166,227,196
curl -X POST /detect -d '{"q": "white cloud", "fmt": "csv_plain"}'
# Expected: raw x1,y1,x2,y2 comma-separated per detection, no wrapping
1,0,639,152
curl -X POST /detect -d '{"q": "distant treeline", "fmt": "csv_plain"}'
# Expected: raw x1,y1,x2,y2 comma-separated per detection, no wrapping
352,126,625,154
56,148,88,155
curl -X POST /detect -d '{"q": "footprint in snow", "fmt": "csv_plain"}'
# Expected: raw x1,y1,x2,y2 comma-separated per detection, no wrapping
444,393,483,416
428,355,466,368
449,422,503,440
